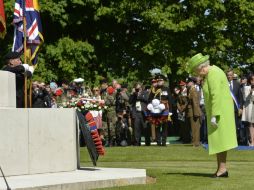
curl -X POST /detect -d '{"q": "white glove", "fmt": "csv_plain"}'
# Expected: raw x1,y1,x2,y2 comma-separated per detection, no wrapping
211,116,217,127
22,64,29,71
28,66,34,74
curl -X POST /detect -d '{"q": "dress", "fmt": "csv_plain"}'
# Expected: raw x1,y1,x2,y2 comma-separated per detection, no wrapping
202,65,238,155
241,86,254,123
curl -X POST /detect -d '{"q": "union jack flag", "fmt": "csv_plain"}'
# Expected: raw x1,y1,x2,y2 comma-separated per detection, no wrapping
12,0,43,65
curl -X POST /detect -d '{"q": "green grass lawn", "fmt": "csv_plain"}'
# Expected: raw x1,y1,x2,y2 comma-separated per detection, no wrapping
80,145,254,190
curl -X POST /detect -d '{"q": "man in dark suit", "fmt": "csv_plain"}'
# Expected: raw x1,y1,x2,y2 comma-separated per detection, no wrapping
226,69,244,144
129,83,150,146
2,52,34,108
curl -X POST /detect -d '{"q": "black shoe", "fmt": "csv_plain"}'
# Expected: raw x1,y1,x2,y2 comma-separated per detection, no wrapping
212,171,228,178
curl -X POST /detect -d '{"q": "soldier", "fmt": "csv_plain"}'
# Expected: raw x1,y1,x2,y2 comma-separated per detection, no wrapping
100,78,109,99
147,77,159,141
100,79,116,146
186,77,202,147
115,83,132,145
177,81,189,143
148,74,173,146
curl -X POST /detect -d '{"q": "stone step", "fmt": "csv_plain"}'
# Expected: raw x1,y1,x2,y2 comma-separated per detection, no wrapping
0,167,146,190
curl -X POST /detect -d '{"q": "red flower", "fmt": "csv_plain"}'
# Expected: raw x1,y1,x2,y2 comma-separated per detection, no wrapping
55,88,63,96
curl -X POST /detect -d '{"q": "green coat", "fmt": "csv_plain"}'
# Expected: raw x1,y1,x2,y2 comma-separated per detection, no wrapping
203,65,237,155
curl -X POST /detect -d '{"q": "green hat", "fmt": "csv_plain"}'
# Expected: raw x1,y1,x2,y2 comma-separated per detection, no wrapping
187,53,209,73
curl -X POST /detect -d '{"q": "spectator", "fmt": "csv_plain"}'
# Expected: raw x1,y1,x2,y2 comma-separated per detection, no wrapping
241,74,254,146
129,83,150,146
32,82,51,108
92,87,101,100
226,69,244,144
73,78,84,96
115,84,129,114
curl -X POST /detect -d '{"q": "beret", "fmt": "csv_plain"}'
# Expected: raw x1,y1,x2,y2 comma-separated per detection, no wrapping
4,51,22,60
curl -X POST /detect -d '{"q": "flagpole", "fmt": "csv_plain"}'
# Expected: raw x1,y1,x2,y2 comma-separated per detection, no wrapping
29,77,32,107
23,0,28,108
29,65,37,107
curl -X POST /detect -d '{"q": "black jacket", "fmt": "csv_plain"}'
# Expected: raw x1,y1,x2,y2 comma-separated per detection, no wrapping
231,79,243,110
2,65,32,108
129,90,149,117
32,88,51,108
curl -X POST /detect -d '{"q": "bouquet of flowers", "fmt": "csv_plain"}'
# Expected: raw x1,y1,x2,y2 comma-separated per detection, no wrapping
79,99,108,112
62,98,107,112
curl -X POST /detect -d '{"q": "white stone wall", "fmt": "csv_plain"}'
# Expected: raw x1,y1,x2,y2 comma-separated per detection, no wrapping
0,71,16,108
0,108,77,177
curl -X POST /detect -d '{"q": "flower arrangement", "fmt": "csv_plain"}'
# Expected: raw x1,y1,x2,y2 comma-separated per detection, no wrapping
79,99,108,111
62,98,108,112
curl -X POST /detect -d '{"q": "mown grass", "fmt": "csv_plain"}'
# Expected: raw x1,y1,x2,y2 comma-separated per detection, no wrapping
80,144,254,190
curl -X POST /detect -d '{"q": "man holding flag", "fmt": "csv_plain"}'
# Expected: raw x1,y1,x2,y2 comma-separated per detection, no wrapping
1,0,43,108
8,0,43,107
2,51,33,108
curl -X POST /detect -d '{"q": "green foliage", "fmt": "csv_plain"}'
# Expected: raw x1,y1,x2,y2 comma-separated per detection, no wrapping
1,0,254,83
35,37,95,83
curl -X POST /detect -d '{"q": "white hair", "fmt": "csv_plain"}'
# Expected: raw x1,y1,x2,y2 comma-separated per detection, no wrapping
197,60,210,70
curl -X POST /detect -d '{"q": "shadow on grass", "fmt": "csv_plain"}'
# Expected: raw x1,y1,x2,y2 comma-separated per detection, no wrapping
165,172,212,178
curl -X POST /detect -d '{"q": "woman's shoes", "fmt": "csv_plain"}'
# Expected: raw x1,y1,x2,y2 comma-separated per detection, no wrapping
212,171,228,178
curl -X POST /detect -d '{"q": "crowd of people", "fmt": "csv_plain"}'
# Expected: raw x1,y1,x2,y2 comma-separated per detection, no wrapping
28,70,254,148
2,51,254,148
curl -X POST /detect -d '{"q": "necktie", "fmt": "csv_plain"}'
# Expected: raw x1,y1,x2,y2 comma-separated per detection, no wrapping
229,81,233,91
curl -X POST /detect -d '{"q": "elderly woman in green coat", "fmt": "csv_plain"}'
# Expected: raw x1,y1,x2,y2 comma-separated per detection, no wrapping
187,53,238,178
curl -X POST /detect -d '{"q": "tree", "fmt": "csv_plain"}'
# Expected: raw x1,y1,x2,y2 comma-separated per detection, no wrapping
1,0,253,84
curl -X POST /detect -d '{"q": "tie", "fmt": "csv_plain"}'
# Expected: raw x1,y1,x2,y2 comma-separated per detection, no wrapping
229,81,233,91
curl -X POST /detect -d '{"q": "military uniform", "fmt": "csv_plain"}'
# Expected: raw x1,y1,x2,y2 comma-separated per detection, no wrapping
176,91,189,143
148,75,173,146
101,87,117,146
186,84,202,146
